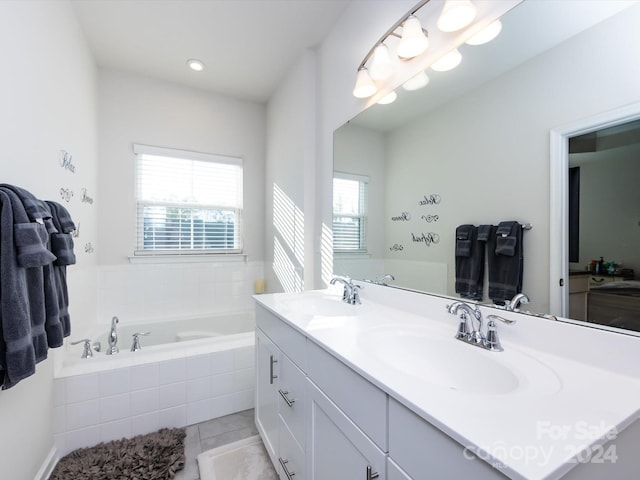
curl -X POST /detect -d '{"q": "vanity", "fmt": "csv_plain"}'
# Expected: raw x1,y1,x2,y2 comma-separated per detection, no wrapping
254,284,640,480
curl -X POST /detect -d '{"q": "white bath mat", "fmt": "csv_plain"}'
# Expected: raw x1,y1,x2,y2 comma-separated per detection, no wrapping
197,435,278,480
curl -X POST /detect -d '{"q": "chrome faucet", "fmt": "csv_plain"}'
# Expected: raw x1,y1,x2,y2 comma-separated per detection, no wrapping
447,302,515,352
330,276,362,305
375,274,395,286
107,316,119,355
506,293,530,312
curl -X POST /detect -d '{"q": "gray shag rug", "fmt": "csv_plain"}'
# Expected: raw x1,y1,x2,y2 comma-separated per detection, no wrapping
51,428,186,480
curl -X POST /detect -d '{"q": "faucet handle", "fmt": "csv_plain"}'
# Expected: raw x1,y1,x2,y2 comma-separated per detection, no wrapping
487,314,516,325
71,339,94,358
485,320,503,351
349,284,362,304
131,332,150,352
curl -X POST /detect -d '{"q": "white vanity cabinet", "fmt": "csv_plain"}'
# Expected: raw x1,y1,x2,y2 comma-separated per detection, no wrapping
256,305,307,480
388,398,507,480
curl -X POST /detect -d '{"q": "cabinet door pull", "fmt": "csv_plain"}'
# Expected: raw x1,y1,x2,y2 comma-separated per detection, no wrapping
278,389,295,407
366,465,379,480
269,355,278,384
279,457,296,479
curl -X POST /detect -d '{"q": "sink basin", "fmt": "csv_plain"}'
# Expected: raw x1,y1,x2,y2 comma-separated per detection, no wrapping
359,324,561,396
280,293,361,317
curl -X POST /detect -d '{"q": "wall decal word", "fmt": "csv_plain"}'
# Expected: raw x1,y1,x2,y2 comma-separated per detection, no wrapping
412,232,440,247
81,188,94,204
60,187,74,203
59,150,76,173
72,223,80,238
419,194,441,206
389,244,404,251
84,242,94,254
421,214,439,223
391,212,411,222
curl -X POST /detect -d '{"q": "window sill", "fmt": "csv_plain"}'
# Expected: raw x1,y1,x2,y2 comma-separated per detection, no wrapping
128,253,247,264
333,251,371,259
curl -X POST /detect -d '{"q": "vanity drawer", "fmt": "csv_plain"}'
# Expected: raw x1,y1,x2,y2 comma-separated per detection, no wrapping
389,398,507,479
278,353,306,450
279,416,306,480
306,340,387,451
256,304,306,371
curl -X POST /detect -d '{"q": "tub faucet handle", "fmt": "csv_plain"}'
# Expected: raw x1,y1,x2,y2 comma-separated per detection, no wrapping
131,332,150,352
71,339,94,359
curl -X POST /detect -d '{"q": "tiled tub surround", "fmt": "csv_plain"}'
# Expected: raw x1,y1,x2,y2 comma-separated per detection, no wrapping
53,330,255,457
97,260,264,321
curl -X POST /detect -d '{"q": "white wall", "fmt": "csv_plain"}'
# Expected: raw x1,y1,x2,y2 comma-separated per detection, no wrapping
0,1,98,477
97,70,266,322
264,51,317,293
571,144,640,273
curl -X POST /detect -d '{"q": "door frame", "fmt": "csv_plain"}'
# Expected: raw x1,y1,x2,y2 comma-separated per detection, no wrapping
549,101,640,317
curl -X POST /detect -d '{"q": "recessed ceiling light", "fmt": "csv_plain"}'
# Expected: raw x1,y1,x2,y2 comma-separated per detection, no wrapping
187,59,205,72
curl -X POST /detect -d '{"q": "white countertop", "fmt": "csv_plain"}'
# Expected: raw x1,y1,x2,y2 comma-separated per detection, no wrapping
254,287,640,480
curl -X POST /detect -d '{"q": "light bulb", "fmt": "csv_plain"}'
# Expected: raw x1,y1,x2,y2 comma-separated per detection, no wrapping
431,49,462,72
397,15,429,59
187,59,205,72
377,91,397,105
402,71,430,91
369,44,394,81
437,0,476,32
466,20,502,45
352,68,377,98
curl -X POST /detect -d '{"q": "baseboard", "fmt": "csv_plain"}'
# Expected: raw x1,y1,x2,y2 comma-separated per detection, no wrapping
34,446,58,480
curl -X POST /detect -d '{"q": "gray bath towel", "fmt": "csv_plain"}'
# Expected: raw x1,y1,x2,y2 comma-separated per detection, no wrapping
488,221,523,305
0,184,51,221
0,191,37,389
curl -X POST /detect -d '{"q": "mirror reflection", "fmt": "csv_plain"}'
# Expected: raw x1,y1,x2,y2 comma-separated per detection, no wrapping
333,0,640,330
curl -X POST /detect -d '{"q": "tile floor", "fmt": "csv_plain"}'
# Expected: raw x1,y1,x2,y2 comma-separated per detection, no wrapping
175,408,259,480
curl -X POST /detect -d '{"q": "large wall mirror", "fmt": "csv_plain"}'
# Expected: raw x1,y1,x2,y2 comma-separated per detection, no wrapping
333,0,640,333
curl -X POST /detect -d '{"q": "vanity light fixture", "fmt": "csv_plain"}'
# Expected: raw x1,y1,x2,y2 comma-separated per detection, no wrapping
352,0,503,99
377,91,397,105
402,71,430,91
465,19,502,45
431,48,462,72
369,44,394,80
397,15,429,59
186,58,205,72
437,0,477,32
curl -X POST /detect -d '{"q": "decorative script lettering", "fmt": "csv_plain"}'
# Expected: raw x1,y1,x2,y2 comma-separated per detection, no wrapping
72,223,80,238
389,244,404,251
419,194,441,206
81,188,94,204
391,212,411,222
84,242,94,254
60,188,73,203
421,214,439,223
59,150,76,173
411,232,440,247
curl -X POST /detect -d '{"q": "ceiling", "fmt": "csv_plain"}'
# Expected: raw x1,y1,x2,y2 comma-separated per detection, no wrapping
71,0,637,108
70,0,351,103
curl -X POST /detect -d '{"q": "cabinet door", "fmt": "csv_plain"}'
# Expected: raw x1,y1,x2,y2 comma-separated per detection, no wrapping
255,329,280,467
307,380,386,480
279,417,306,480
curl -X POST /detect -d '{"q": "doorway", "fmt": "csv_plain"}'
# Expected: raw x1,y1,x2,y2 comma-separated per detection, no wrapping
549,101,640,318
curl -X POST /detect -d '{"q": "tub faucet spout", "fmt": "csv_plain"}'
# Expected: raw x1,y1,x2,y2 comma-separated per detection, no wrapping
107,316,119,355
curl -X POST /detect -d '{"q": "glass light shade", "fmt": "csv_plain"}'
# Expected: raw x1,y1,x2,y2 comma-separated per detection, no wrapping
369,44,394,80
352,68,377,98
431,49,462,72
377,91,397,105
465,20,502,45
402,71,430,91
437,0,477,32
397,15,429,59
187,58,205,71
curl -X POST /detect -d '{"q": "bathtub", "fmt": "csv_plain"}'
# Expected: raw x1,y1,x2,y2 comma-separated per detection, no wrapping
53,310,256,457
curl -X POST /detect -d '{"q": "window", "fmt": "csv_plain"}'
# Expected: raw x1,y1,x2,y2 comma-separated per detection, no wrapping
134,144,243,255
333,172,368,252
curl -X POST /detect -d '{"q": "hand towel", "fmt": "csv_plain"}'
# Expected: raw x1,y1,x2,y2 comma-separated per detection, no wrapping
455,224,484,301
488,221,523,305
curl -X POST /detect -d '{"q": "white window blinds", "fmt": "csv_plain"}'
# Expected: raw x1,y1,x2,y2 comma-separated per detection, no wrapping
134,144,243,255
333,172,368,252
